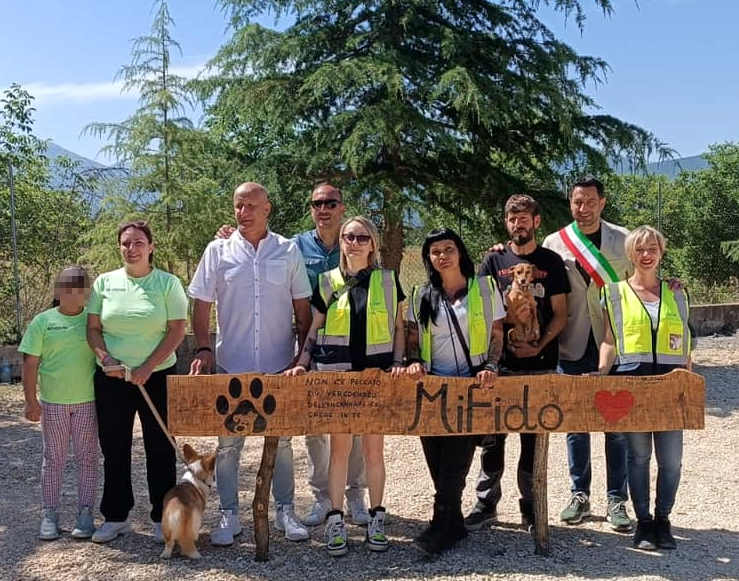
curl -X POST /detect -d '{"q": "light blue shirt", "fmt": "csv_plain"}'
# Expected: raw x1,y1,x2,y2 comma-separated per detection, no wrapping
292,229,340,291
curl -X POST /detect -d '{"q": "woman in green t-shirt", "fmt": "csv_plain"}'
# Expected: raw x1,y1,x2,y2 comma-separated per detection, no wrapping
19,266,98,541
86,220,188,544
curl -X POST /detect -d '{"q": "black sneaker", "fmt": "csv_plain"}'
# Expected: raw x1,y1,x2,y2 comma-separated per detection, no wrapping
654,517,677,550
633,519,657,550
463,504,497,531
413,523,444,556
520,499,535,533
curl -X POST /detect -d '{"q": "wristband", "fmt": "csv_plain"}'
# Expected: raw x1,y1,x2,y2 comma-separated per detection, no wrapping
195,346,212,355
484,362,499,373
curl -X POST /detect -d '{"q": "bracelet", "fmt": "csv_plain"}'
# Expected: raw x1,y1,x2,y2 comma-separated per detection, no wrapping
195,346,212,355
484,362,499,373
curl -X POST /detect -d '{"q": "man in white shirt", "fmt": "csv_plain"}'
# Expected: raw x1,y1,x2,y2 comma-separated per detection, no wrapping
189,182,313,545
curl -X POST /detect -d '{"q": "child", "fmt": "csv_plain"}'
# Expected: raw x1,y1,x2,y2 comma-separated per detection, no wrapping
19,266,99,540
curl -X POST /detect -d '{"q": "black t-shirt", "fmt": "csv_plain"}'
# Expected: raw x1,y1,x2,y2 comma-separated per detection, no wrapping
478,246,570,371
311,268,405,371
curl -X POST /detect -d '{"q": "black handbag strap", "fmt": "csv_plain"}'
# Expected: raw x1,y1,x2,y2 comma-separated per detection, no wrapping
443,299,476,375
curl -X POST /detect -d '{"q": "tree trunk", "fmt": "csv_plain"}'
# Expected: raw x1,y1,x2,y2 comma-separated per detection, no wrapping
253,436,278,561
380,201,404,271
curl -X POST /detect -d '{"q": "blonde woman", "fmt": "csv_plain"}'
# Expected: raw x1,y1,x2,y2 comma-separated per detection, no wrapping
285,216,405,556
600,225,693,551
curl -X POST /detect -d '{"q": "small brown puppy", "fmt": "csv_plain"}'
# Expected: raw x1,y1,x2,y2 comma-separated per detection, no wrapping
506,262,540,344
160,444,216,560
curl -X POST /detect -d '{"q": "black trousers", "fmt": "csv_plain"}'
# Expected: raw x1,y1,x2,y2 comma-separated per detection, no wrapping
94,366,176,522
421,435,478,524
476,433,536,513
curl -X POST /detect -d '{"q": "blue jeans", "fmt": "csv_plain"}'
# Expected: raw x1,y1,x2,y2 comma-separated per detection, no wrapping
560,357,628,501
626,431,683,521
216,435,295,511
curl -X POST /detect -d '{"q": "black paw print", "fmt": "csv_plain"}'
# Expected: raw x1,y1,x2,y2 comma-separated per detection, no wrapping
216,377,276,434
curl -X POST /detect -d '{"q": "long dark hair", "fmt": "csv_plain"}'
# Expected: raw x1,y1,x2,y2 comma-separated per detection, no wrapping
417,228,475,327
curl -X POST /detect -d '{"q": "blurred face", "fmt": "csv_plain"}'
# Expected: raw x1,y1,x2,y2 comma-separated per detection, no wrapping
340,221,374,267
570,186,606,231
310,186,344,231
505,211,540,245
55,269,89,311
630,237,663,273
119,227,153,267
428,239,461,275
234,186,271,236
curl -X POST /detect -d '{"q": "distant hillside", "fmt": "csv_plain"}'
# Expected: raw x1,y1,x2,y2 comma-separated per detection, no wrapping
614,154,709,179
45,142,108,170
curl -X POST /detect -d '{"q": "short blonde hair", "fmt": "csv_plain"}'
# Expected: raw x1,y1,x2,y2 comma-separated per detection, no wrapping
624,225,666,263
339,216,381,272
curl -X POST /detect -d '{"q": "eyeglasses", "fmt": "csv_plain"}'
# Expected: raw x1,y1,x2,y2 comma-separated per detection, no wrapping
341,233,372,245
310,199,341,209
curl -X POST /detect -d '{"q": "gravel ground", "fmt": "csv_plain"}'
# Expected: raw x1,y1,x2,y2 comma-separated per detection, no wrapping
1,334,738,581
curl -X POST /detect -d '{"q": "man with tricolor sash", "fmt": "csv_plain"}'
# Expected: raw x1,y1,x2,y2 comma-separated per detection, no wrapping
542,176,633,531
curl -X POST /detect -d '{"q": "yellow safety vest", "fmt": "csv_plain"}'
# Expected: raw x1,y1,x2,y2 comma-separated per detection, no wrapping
411,276,499,371
603,280,690,366
315,267,398,371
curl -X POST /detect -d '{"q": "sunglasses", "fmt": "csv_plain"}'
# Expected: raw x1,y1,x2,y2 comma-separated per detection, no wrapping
341,233,372,245
310,199,341,209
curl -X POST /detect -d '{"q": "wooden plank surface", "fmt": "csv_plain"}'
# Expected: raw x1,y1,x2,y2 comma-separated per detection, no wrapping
167,368,704,436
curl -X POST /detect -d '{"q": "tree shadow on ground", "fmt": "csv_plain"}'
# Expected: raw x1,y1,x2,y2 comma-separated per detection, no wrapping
693,364,739,416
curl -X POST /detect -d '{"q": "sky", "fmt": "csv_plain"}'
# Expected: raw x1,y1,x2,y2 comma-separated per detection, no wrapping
1,0,737,163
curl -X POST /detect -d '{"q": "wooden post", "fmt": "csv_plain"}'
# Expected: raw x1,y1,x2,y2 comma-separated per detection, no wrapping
253,436,278,561
532,432,550,556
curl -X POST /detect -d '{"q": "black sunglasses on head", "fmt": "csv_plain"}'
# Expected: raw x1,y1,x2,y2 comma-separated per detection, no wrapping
310,199,341,209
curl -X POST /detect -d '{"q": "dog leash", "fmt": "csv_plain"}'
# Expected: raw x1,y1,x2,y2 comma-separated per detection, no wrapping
116,365,191,468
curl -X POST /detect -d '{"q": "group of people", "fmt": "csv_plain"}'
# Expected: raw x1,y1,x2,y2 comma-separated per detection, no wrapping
19,175,693,558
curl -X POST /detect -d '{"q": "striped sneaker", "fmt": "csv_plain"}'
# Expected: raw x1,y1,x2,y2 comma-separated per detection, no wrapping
324,510,348,557
366,506,389,552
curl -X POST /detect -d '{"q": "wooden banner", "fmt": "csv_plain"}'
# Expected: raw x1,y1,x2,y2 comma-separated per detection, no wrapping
167,369,704,437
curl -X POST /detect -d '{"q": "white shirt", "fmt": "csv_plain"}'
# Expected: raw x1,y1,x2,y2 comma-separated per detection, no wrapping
407,292,506,377
188,230,312,373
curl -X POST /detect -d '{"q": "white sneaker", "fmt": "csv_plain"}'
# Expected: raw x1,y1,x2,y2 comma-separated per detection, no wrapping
275,504,309,541
345,494,370,525
210,509,242,546
302,498,331,526
92,520,130,543
366,507,389,552
152,522,164,544
324,511,348,557
71,506,95,539
39,508,61,541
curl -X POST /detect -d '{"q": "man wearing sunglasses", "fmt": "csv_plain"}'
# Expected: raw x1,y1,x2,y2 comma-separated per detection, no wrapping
214,184,371,527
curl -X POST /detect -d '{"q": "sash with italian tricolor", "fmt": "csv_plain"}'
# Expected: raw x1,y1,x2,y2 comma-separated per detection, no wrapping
557,222,619,288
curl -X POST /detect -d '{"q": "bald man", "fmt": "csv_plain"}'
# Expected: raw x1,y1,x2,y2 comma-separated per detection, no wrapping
189,182,313,544
215,184,371,527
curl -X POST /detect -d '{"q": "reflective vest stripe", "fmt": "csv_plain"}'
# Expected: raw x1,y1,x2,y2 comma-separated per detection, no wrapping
604,280,690,366
366,269,397,355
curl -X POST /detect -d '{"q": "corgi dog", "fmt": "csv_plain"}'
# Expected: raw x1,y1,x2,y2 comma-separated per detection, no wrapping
160,444,216,559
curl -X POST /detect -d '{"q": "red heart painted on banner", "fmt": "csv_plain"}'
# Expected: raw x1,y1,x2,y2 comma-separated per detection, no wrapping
594,390,635,423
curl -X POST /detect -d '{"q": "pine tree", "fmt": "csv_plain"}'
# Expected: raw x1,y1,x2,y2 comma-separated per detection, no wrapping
202,0,671,268
84,0,193,272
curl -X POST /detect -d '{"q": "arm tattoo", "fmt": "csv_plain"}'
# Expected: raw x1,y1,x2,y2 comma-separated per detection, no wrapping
487,329,502,366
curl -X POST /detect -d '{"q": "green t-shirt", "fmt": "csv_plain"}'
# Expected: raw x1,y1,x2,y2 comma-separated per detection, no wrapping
18,307,96,404
87,268,188,371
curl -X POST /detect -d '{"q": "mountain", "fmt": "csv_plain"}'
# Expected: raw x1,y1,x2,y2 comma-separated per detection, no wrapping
614,154,709,179
44,142,108,171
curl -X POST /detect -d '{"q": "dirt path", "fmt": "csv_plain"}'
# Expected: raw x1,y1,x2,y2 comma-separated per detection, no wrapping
1,334,737,580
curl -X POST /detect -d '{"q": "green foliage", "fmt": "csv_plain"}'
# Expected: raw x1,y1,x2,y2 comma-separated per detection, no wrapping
1,85,92,342
198,0,670,268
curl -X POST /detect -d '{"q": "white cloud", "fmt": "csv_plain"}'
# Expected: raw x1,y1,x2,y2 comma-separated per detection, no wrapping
24,60,211,105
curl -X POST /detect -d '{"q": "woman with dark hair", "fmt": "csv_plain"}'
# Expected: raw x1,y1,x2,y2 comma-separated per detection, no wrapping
403,228,505,555
86,220,188,544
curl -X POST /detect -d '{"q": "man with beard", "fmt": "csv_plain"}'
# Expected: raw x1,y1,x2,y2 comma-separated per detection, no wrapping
464,194,569,531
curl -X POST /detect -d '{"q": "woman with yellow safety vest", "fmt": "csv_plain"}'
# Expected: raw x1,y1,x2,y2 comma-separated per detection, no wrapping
403,228,505,555
284,216,405,557
599,225,693,551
